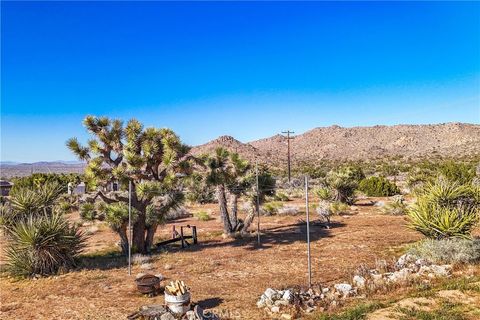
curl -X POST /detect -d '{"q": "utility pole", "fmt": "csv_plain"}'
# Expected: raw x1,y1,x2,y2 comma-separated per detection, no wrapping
255,161,261,245
305,175,312,288
128,180,132,276
281,130,294,182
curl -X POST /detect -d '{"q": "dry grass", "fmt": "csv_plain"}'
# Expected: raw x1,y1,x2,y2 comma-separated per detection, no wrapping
0,196,472,320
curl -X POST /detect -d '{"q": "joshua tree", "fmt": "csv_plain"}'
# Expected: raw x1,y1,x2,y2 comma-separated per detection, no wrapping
67,116,192,254
204,148,275,235
325,166,364,204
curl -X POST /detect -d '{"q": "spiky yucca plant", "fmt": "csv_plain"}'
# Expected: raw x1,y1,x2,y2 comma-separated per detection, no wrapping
5,213,86,277
407,179,479,239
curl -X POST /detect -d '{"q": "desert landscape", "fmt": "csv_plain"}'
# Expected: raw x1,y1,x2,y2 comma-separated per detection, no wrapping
2,2,479,320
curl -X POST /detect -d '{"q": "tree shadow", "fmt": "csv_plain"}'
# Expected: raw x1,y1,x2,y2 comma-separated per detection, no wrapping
164,219,345,253
79,251,128,271
196,297,224,309
78,218,345,271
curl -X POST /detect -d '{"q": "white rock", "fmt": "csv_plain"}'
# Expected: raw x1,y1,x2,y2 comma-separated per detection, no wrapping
353,275,366,288
274,299,289,307
281,314,292,320
282,290,293,302
387,268,412,282
140,263,154,270
185,311,196,320
271,306,280,313
395,253,417,269
257,295,267,308
334,283,354,296
322,287,330,293
264,288,277,300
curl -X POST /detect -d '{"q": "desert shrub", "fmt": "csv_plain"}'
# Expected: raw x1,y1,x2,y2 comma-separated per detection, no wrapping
273,191,290,201
79,203,97,221
314,187,333,201
5,213,86,277
325,166,364,204
0,202,17,231
277,205,299,216
194,211,212,221
382,196,408,215
438,161,476,185
11,173,81,193
330,201,350,215
408,238,480,264
262,201,283,215
407,179,480,239
286,188,304,199
358,176,400,197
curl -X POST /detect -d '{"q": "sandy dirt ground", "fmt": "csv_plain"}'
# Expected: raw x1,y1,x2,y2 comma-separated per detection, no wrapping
0,196,457,320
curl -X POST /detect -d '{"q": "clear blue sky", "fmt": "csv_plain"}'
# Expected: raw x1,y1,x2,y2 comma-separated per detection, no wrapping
1,1,479,162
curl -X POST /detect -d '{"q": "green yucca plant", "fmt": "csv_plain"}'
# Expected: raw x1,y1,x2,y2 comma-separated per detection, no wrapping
9,181,64,216
407,178,480,239
408,201,478,239
5,213,87,277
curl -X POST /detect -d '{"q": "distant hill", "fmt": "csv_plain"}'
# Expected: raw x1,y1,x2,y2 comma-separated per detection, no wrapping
191,122,480,167
0,161,86,178
2,123,479,178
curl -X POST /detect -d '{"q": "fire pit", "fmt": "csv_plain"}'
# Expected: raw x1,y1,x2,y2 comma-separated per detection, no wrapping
135,274,161,295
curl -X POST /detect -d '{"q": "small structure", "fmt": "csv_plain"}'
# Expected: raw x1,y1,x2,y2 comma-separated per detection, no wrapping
73,182,86,195
156,225,198,249
0,180,13,196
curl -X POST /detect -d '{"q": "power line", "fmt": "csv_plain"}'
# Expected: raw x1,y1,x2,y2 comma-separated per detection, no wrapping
281,130,295,182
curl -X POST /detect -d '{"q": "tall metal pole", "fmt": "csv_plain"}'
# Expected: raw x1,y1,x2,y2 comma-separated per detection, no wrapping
305,175,312,288
128,180,132,276
256,161,261,245
282,130,294,182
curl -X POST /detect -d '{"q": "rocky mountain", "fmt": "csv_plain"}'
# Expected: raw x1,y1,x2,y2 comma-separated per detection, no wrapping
191,123,480,166
3,123,479,178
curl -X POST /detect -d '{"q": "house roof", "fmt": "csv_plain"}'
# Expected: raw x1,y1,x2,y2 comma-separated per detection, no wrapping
0,180,13,187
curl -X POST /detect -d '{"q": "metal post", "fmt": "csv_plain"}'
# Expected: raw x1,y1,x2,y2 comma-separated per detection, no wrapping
256,161,261,245
305,175,312,288
128,180,132,276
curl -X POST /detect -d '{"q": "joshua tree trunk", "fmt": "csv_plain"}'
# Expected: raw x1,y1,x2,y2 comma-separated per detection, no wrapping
217,185,233,234
145,223,158,253
242,207,256,232
229,193,239,230
117,223,129,255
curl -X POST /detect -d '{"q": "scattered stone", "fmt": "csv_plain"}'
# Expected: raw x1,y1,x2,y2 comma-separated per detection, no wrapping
160,313,175,320
140,263,154,270
353,275,366,288
419,265,452,277
334,283,354,297
185,311,196,320
281,314,292,320
264,288,278,300
305,307,315,313
282,290,293,302
271,306,280,313
164,264,173,270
